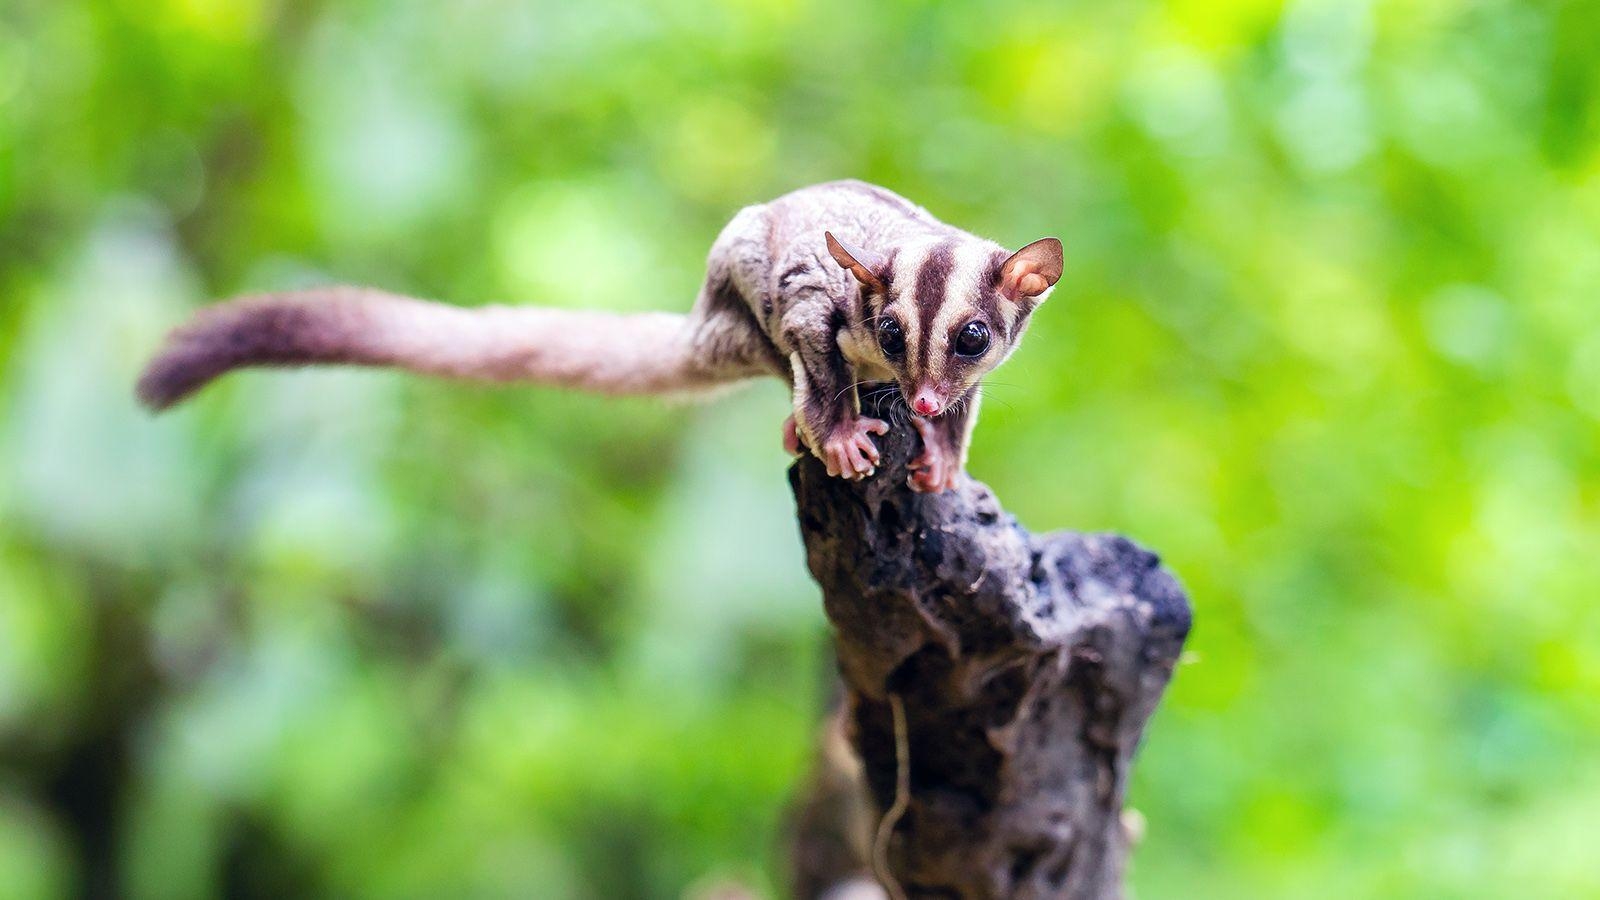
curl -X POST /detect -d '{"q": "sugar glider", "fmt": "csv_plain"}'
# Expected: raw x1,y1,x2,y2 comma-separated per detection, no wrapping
138,180,1062,493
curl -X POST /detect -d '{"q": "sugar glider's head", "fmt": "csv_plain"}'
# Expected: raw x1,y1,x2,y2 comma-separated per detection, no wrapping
825,231,1063,418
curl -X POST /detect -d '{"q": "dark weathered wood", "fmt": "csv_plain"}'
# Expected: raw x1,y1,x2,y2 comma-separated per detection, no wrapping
786,401,1191,900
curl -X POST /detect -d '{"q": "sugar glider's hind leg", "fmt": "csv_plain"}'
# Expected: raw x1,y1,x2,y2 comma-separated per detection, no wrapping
682,272,789,392
908,390,979,493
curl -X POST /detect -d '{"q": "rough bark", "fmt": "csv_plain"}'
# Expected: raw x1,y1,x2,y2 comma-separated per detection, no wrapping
786,402,1192,900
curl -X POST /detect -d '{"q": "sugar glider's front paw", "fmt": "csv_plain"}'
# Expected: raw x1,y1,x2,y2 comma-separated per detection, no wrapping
908,417,961,493
816,416,889,480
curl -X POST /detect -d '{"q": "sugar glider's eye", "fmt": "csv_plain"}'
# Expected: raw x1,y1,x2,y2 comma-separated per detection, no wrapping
877,318,905,357
955,321,990,357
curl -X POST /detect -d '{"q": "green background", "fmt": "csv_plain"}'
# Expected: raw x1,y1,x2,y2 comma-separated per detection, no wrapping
2,0,1598,897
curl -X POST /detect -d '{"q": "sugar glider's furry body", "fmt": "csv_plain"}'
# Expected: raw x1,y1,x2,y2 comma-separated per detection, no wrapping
139,180,1062,492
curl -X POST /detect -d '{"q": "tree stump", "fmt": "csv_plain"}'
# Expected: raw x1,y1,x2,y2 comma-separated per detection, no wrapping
786,402,1192,900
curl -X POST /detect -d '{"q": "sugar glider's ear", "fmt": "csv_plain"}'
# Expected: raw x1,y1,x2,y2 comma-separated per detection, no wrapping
998,238,1063,302
825,231,887,293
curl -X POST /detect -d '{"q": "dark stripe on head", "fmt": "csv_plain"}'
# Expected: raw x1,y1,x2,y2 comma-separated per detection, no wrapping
853,247,900,325
778,262,811,288
881,247,900,293
982,250,1006,293
913,240,957,376
870,247,901,322
978,248,1011,342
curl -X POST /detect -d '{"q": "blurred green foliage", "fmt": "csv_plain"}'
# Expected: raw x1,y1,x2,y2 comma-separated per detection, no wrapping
2,0,1600,897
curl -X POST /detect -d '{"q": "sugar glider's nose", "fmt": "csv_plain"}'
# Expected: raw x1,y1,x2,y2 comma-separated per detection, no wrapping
911,388,944,417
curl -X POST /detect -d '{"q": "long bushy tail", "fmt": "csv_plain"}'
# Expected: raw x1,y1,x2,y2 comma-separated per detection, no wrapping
136,287,725,411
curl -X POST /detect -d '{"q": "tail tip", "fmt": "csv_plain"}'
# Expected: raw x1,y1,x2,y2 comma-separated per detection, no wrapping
134,357,198,412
